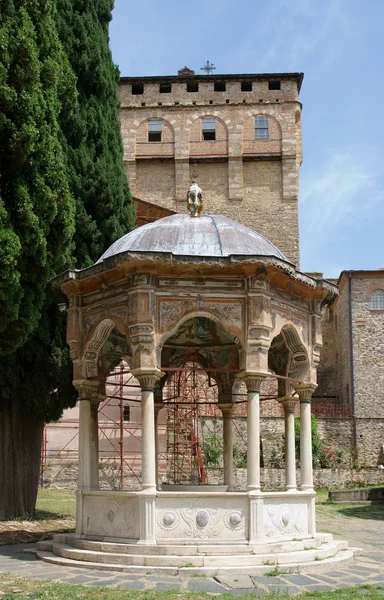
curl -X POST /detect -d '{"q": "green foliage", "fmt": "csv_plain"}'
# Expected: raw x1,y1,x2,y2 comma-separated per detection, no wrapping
56,0,135,267
0,0,134,518
0,0,135,420
318,447,343,469
0,0,76,355
270,448,284,469
233,443,247,468
203,433,222,467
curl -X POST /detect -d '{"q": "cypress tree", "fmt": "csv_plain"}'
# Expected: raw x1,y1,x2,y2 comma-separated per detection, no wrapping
0,0,76,517
56,0,135,267
0,0,134,518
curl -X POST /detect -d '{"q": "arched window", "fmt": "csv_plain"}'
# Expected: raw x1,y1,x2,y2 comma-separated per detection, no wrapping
371,289,384,310
148,119,162,142
254,116,269,139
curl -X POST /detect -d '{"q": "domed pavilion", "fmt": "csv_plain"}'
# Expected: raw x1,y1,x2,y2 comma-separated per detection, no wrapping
42,183,356,573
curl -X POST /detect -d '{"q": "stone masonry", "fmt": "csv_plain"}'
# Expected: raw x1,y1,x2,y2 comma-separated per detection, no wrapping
119,71,303,266
333,271,384,466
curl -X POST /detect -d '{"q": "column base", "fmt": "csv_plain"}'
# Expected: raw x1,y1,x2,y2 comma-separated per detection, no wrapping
285,485,297,491
300,484,314,491
247,485,261,492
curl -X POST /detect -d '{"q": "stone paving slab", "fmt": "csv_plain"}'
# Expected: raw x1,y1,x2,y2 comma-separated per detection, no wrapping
0,508,384,595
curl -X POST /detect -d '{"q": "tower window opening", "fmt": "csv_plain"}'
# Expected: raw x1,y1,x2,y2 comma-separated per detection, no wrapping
187,81,199,92
241,81,252,92
254,115,269,140
123,404,131,422
269,80,281,90
214,81,226,92
371,289,384,310
160,82,172,93
132,83,144,95
148,119,162,142
202,118,216,141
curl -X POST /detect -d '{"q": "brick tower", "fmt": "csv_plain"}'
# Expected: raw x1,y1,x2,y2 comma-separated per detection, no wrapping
119,69,303,266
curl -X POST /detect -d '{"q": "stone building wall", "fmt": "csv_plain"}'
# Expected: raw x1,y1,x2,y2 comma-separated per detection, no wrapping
349,275,384,420
335,278,352,405
316,306,337,397
118,73,302,266
333,272,384,466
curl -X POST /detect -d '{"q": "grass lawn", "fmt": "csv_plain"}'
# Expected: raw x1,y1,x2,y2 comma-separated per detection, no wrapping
0,489,75,546
0,574,383,599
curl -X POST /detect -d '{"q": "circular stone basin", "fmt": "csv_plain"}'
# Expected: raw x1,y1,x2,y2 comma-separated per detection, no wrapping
161,484,228,492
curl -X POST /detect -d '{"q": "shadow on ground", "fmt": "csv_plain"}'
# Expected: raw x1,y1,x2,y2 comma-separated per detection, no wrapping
336,505,384,520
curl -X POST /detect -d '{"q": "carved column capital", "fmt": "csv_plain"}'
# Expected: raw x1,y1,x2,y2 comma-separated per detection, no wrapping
131,368,164,390
278,396,299,413
237,371,268,393
218,403,234,419
293,383,317,402
154,402,164,417
73,379,105,405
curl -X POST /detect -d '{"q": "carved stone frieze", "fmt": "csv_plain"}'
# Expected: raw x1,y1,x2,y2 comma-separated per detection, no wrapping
132,273,150,287
158,297,244,342
84,495,139,539
156,497,247,540
157,510,180,531
263,502,307,538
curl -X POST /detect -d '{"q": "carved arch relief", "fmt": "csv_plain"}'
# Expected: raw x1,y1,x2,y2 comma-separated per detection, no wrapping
158,308,245,369
81,319,116,378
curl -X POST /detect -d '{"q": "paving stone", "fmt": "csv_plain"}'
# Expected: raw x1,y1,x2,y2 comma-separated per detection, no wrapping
280,574,322,586
251,576,283,585
66,574,98,584
188,577,226,593
83,579,120,587
226,587,268,595
323,570,356,578
116,580,145,590
215,574,255,589
155,582,182,591
305,584,337,591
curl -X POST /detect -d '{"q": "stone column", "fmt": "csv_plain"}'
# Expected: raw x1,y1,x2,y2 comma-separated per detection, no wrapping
154,403,163,490
74,380,104,491
294,384,317,491
133,370,163,491
132,369,163,545
279,398,299,491
240,374,265,492
219,404,234,491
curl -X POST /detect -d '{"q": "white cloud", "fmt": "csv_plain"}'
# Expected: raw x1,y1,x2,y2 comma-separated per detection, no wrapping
252,0,351,72
300,146,384,267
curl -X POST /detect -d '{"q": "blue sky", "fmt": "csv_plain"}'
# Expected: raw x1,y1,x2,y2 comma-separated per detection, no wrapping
110,0,384,277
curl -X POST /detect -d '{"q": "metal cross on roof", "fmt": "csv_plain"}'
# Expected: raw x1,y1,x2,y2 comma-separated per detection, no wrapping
200,60,216,75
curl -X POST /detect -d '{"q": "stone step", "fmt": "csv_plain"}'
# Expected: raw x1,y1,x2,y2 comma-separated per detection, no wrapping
42,533,330,557
46,539,348,569
36,547,359,576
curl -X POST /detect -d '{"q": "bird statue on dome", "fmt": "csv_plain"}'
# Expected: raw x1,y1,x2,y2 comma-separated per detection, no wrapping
187,180,203,217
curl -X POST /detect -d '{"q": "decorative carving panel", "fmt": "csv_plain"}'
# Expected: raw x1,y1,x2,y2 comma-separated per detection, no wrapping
263,499,308,538
158,297,244,343
156,496,247,540
83,494,139,540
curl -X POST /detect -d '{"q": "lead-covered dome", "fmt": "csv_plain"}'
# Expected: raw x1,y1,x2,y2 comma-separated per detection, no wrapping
96,213,288,264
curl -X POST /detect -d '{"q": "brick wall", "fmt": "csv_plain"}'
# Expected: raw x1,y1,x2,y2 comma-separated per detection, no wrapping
119,75,302,266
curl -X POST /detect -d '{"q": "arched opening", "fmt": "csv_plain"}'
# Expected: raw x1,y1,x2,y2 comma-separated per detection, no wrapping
268,325,309,398
160,316,241,488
